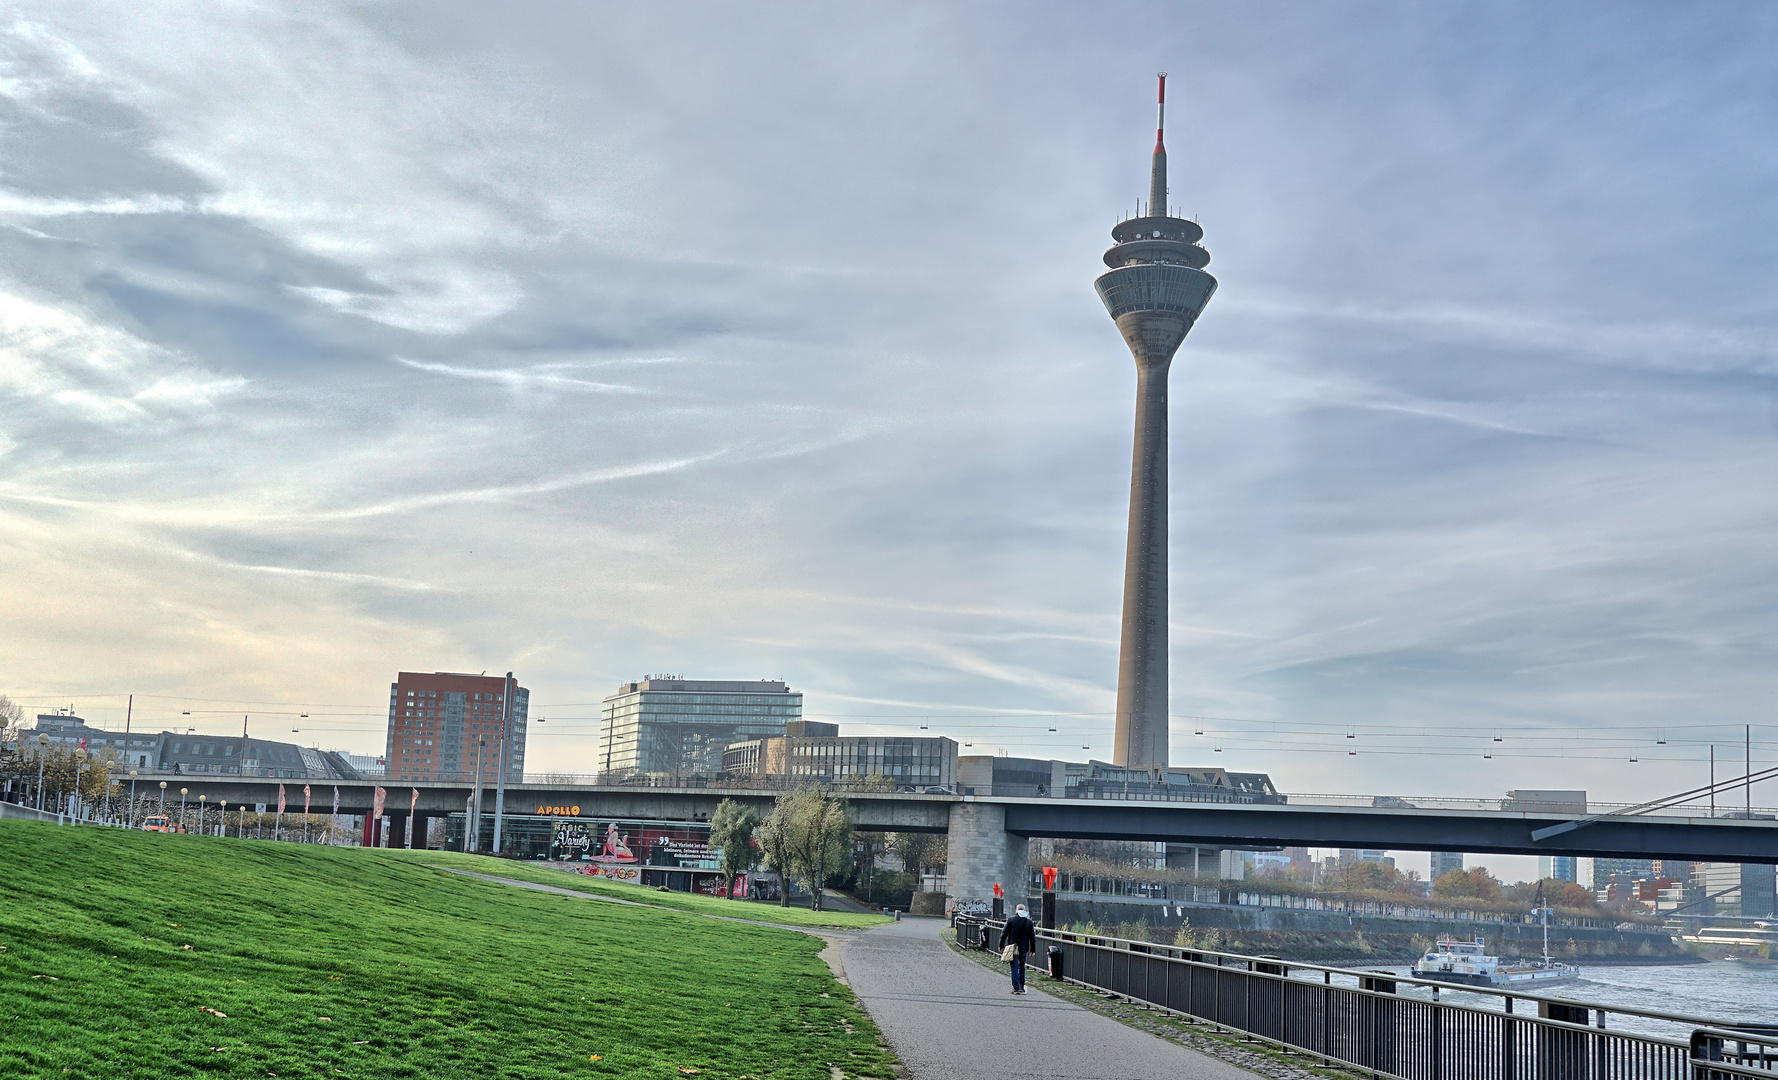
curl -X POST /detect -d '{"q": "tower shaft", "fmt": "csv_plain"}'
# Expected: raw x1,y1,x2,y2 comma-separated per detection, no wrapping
1113,356,1171,774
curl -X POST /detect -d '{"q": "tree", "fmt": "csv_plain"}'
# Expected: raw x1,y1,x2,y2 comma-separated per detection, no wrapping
1432,868,1477,898
761,784,854,911
1433,866,1503,901
708,798,761,899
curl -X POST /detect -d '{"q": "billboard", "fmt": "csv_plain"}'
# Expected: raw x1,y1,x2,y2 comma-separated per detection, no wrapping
549,818,713,868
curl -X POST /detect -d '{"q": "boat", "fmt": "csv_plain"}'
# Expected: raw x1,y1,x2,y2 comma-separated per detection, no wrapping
1414,938,1580,989
1414,890,1578,989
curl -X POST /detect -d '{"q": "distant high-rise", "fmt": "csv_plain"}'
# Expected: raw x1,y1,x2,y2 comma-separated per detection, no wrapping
1096,74,1217,777
1538,855,1578,883
387,671,529,784
599,678,801,777
1430,851,1466,881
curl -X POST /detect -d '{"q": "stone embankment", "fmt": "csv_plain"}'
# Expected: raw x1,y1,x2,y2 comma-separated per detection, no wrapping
1050,896,1689,964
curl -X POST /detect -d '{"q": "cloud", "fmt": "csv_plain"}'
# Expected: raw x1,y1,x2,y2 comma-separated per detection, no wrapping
393,356,645,395
0,289,246,425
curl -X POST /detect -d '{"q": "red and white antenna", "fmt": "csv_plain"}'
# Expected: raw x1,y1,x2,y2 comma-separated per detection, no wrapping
1149,72,1169,216
1156,72,1167,152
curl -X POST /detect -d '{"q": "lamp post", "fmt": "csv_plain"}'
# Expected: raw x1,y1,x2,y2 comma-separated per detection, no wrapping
470,736,487,853
197,794,206,836
35,734,48,811
158,780,167,815
179,787,188,831
220,799,228,839
129,770,139,827
73,749,89,821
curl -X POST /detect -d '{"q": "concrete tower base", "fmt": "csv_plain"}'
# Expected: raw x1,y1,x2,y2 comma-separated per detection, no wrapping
945,801,1029,912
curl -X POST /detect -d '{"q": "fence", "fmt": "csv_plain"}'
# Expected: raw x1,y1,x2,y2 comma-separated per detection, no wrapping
957,917,1776,1080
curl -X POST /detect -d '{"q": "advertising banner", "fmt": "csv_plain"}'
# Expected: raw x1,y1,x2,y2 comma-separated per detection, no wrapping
278,784,287,815
331,785,339,816
303,784,311,815
548,819,712,866
410,788,419,813
372,786,386,818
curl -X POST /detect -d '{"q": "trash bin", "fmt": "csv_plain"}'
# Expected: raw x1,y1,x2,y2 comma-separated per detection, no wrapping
1047,945,1064,980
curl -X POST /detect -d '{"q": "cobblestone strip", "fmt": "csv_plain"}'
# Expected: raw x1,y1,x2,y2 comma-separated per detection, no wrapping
944,931,1368,1080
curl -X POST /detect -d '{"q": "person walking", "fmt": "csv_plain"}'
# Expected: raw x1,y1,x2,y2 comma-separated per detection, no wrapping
1001,903,1037,995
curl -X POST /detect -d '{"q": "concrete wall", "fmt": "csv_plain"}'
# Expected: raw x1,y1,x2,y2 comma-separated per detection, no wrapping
1046,894,1675,952
0,802,58,823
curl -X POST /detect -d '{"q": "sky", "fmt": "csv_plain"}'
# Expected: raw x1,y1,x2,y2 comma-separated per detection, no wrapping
3,3,1777,847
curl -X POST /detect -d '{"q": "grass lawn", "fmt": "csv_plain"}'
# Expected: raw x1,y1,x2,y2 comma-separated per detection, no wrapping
0,820,900,1080
400,850,891,931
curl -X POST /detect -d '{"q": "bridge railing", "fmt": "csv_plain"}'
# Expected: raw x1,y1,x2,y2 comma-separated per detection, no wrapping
1691,1027,1778,1079
956,916,1729,1080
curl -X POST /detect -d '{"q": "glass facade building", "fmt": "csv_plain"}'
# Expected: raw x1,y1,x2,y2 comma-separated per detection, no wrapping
723,730,957,791
598,678,801,777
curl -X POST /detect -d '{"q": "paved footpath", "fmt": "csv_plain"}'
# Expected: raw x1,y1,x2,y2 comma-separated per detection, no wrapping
841,917,1256,1080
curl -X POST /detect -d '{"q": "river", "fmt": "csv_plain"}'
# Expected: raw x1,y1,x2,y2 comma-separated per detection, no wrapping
1355,959,1778,1041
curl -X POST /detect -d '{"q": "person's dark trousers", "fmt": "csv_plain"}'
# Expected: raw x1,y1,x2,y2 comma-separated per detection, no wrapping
1010,951,1026,992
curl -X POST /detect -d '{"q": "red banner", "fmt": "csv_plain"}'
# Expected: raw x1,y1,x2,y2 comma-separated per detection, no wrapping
409,788,419,813
303,784,311,815
277,784,287,815
372,786,386,818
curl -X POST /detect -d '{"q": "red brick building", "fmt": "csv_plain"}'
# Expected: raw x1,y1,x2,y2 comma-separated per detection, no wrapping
386,671,530,784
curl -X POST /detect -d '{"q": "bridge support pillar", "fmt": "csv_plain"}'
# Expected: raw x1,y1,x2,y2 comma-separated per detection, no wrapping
946,802,1027,913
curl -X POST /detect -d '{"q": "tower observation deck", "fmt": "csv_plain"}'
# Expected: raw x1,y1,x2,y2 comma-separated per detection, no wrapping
1095,73,1217,779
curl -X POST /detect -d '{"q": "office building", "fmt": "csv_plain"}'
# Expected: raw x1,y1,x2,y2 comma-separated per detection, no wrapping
1591,858,1655,892
723,724,957,791
387,671,529,784
600,678,800,777
1694,863,1778,919
1538,855,1578,883
1431,851,1466,881
1096,75,1217,779
27,713,359,780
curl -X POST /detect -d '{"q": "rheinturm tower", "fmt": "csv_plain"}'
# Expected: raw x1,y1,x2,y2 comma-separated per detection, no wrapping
1095,73,1216,780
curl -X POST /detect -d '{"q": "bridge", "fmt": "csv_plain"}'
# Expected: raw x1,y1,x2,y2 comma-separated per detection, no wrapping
134,775,1778,907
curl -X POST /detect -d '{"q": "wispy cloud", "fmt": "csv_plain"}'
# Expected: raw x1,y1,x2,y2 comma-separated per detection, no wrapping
394,356,644,395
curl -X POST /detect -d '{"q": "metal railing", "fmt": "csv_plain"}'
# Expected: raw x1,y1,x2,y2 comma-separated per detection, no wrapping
1691,1027,1778,1079
955,916,1778,1080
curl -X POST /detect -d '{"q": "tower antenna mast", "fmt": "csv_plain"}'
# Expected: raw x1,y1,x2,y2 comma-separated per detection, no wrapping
1150,73,1167,218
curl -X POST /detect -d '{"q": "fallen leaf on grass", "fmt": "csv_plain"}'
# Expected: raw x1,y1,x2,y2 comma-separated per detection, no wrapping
199,1007,228,1017
589,1055,602,1061
353,1041,369,1046
209,1047,226,1053
679,1069,700,1075
318,1016,332,1022
31,975,59,980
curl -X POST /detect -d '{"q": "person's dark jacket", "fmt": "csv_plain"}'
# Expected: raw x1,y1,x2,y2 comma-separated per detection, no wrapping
1002,913,1037,956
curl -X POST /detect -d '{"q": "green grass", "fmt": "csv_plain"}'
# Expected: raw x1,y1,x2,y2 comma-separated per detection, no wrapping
0,821,899,1079
398,850,891,931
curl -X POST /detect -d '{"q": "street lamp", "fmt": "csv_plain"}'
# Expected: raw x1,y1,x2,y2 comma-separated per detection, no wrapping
158,780,167,815
35,734,48,811
129,770,139,827
197,794,207,836
179,787,188,831
220,799,228,838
